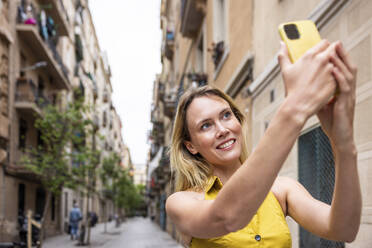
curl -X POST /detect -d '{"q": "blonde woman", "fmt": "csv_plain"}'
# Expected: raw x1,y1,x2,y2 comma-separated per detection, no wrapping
166,40,361,247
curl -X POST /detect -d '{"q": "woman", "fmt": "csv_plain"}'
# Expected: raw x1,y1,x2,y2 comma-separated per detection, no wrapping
166,40,361,247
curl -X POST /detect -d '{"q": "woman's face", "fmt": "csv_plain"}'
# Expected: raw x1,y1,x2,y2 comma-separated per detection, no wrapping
184,95,243,167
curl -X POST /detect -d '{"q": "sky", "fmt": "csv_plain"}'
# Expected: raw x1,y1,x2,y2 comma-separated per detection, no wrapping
89,0,162,165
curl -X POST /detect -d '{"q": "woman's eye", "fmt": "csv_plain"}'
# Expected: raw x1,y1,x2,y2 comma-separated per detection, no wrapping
223,111,232,119
201,123,210,130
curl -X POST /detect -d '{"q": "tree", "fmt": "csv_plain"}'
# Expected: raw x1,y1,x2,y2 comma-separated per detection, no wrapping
99,152,120,232
100,153,144,220
21,93,97,247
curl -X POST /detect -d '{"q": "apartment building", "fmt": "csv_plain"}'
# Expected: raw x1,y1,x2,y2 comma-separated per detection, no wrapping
0,0,129,242
151,0,372,247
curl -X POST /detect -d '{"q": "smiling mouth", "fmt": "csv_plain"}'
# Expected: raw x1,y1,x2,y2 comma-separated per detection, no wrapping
217,139,236,149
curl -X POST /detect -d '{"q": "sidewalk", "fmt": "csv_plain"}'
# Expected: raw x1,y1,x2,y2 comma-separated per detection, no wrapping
44,221,117,248
44,217,183,248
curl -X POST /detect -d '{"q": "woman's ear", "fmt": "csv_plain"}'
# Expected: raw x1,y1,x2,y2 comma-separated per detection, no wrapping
184,141,198,155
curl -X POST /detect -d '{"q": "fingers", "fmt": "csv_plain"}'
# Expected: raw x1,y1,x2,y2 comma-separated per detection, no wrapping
335,41,357,76
306,39,330,56
316,41,338,64
330,48,353,84
278,41,291,69
332,66,350,94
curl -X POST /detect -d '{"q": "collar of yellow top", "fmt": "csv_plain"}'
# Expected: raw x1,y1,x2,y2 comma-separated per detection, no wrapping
205,176,224,194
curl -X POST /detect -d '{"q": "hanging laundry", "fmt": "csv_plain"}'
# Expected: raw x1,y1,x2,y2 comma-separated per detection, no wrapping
24,5,36,25
46,17,57,37
39,10,48,40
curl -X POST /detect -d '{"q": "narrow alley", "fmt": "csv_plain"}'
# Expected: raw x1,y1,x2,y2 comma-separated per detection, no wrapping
44,217,183,248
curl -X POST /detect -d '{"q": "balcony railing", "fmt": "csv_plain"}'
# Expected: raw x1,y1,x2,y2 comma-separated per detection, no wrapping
150,122,164,144
163,90,177,118
15,78,53,116
7,149,42,180
180,0,206,38
15,78,42,116
187,73,208,87
16,5,70,90
151,106,163,124
158,82,165,99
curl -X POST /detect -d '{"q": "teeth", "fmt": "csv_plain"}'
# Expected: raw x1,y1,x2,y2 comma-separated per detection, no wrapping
218,140,234,149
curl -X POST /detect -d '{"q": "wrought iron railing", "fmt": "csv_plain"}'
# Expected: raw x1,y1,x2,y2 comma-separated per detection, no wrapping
298,127,344,248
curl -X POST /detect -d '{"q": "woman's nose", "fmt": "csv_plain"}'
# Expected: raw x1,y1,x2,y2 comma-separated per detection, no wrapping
216,123,229,138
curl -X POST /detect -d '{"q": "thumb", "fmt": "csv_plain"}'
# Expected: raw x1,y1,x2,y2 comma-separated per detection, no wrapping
278,41,291,69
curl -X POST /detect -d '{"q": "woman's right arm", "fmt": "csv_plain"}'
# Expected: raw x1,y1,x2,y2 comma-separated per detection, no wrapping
166,40,338,239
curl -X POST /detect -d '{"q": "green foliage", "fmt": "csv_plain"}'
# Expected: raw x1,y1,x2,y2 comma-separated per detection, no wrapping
100,153,144,214
21,93,98,196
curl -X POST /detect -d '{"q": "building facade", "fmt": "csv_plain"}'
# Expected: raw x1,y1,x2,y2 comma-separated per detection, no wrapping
0,0,130,242
150,0,372,247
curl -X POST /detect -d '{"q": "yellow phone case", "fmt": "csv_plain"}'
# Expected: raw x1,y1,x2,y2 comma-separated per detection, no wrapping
278,20,321,63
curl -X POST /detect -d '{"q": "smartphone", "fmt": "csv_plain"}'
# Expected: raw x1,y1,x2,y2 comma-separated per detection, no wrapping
278,20,321,63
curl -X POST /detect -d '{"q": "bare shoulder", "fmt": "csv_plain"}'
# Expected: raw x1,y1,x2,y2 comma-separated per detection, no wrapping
167,190,204,205
166,191,204,216
166,191,205,245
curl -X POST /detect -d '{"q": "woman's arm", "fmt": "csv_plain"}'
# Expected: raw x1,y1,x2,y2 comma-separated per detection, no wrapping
283,41,361,242
166,40,338,239
280,147,360,243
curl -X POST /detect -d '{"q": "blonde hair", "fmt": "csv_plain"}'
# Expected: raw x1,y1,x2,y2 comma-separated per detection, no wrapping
170,86,249,192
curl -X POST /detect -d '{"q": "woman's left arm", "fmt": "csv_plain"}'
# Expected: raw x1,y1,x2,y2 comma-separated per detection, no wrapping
282,41,361,242
318,40,362,241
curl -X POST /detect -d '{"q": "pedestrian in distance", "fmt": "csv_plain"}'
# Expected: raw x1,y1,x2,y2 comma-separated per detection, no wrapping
166,40,361,247
69,201,82,241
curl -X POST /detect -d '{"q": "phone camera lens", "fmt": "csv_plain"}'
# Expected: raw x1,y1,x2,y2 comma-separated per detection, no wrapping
284,24,300,40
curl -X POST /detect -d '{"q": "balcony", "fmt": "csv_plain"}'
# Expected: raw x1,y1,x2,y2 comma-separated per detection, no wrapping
16,24,70,90
39,0,70,36
158,82,165,99
187,72,208,87
151,106,163,124
150,122,164,144
180,0,206,38
85,73,98,99
103,89,109,103
163,92,177,118
14,78,42,117
164,30,174,60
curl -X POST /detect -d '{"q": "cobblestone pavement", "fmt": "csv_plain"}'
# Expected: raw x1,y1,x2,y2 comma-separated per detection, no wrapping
44,217,183,248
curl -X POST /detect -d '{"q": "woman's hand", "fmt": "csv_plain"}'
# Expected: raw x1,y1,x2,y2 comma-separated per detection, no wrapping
278,40,338,121
317,41,357,151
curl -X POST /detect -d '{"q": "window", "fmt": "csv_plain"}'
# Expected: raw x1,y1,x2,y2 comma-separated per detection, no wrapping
270,89,275,103
196,34,205,74
213,0,227,43
18,183,25,216
298,127,344,248
212,0,229,77
35,188,46,217
64,192,68,218
103,111,107,127
19,119,27,149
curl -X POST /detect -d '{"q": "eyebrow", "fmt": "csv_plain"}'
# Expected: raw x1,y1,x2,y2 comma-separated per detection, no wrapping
195,107,231,128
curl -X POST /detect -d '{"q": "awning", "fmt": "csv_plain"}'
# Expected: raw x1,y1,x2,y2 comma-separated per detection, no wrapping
147,147,163,179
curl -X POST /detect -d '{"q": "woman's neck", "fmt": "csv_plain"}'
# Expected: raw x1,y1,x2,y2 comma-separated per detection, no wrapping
213,161,241,185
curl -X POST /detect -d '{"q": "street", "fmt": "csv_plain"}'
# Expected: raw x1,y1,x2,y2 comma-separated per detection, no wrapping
44,217,183,248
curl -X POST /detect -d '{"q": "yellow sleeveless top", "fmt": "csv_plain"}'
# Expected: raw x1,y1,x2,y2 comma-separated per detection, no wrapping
190,176,292,248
